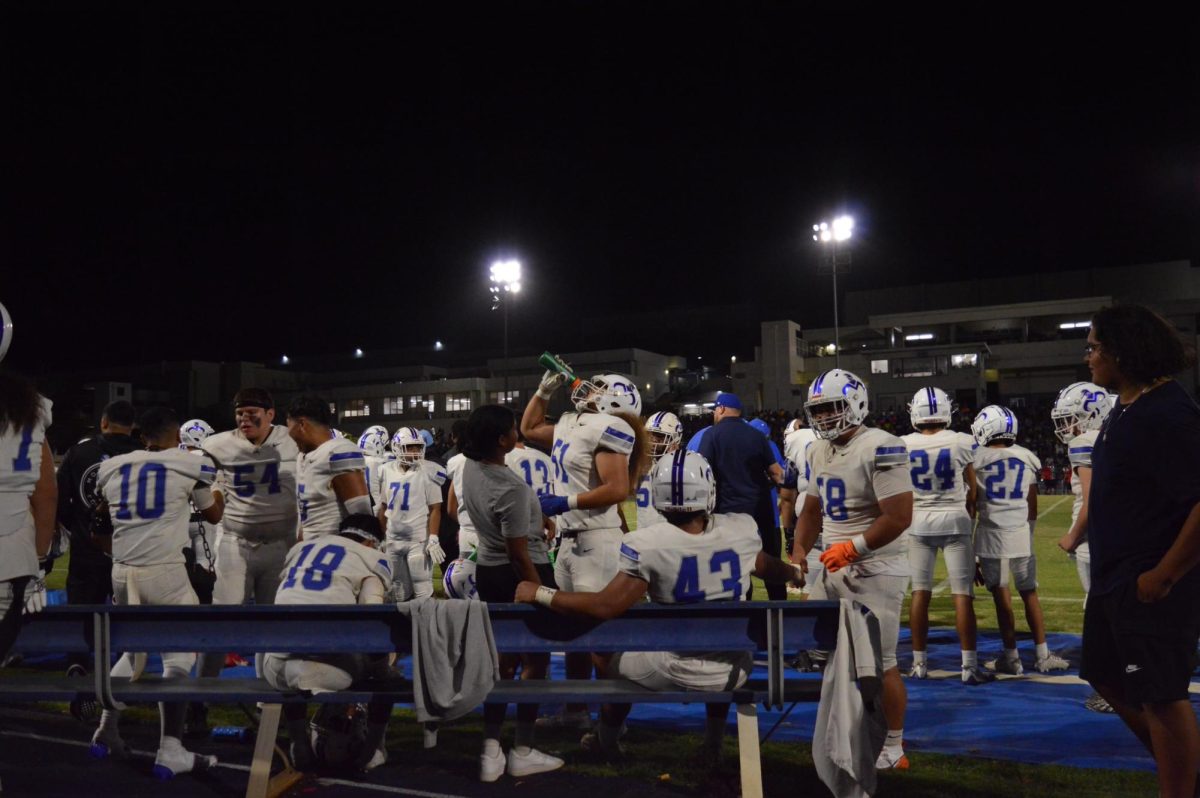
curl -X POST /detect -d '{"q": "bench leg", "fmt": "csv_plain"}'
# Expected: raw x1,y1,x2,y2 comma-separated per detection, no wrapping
736,703,763,798
245,703,282,798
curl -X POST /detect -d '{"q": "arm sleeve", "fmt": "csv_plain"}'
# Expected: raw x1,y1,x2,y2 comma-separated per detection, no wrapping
617,534,649,581
328,442,367,475
497,482,532,539
424,475,442,507
872,462,913,501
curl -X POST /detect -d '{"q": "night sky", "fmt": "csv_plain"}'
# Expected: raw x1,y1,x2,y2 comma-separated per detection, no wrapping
5,5,1197,373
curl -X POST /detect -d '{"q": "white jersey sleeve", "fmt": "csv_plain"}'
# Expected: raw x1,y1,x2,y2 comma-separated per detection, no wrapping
98,448,218,567
419,459,449,488
784,428,817,494
275,536,391,606
618,513,761,603
296,438,368,539
1068,429,1099,527
0,396,53,581
202,426,299,527
974,444,1039,534
446,453,476,536
551,412,634,532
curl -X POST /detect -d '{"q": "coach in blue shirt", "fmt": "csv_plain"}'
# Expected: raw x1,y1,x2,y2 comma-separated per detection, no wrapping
1082,304,1200,797
697,393,785,598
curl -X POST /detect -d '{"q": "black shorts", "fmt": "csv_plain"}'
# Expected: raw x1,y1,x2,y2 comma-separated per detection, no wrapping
475,562,557,603
1080,577,1200,705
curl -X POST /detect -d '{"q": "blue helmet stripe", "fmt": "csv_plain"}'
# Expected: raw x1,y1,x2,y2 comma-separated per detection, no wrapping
671,450,686,506
813,371,828,395
927,387,937,414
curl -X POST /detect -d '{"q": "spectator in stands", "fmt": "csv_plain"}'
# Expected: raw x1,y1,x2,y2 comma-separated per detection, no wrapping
697,393,785,588
1082,304,1200,797
56,400,138,677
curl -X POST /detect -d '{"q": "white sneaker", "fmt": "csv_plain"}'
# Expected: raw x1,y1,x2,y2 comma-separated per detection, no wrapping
362,747,387,772
506,747,564,778
423,724,439,749
961,666,996,685
152,746,217,780
535,709,592,730
1035,652,1069,672
89,727,128,759
988,656,1024,676
480,748,505,783
907,661,928,679
875,746,909,770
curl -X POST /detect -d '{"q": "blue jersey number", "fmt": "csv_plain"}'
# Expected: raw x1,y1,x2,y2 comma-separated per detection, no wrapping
231,462,282,498
816,477,848,521
113,462,167,521
981,458,1027,500
388,481,411,511
11,427,34,472
298,484,308,522
910,448,955,492
672,548,742,602
636,484,651,508
550,439,571,485
281,542,347,592
519,459,552,496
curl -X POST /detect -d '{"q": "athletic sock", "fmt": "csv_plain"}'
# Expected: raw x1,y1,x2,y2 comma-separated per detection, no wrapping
962,650,978,669
98,709,121,735
1004,648,1019,662
885,729,904,749
912,650,928,666
1035,642,1049,660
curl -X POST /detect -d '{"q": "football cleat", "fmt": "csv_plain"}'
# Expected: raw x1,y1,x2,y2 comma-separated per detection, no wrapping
152,746,217,779
961,666,996,685
1084,692,1116,714
875,746,910,770
907,661,928,679
506,746,564,778
1035,652,1069,672
89,727,129,759
988,656,1024,676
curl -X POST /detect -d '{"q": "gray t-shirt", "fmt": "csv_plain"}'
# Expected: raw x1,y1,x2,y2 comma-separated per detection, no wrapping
461,457,549,567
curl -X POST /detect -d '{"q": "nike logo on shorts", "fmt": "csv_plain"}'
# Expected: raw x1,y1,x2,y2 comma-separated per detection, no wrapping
1125,664,1142,673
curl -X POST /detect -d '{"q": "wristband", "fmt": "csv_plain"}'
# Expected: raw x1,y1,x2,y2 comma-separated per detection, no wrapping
534,585,558,608
567,494,579,511
851,534,871,555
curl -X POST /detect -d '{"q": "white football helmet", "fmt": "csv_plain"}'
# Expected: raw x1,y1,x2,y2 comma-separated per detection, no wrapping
908,387,953,429
179,419,214,450
442,557,479,600
805,369,869,440
390,427,425,466
972,405,1019,446
783,418,802,436
1051,382,1112,443
330,428,347,440
645,411,683,460
650,450,716,515
357,425,389,458
572,373,642,416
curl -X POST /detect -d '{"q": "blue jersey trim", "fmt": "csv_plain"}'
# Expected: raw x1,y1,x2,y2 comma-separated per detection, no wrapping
619,543,640,562
603,427,635,443
330,451,365,463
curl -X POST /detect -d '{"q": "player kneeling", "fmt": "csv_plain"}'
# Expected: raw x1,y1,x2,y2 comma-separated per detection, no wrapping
514,450,803,762
263,514,394,774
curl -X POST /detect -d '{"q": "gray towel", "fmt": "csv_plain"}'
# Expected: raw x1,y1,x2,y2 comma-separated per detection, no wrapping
813,599,887,798
395,597,499,722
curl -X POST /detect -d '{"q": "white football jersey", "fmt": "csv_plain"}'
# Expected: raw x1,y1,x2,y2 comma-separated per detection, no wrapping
973,444,1040,537
619,513,761,602
0,396,53,581
275,536,391,607
805,427,911,567
900,430,975,513
784,427,818,494
296,437,367,539
634,472,665,531
1068,429,1098,557
445,453,477,539
363,454,388,507
98,448,218,567
551,411,636,532
378,461,443,542
202,426,299,526
505,446,555,498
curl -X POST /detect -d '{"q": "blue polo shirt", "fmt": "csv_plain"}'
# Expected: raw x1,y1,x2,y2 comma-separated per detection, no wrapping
1089,380,1200,597
697,417,778,530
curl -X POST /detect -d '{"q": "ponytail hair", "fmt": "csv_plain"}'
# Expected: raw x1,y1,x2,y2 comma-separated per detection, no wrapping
0,369,42,437
462,404,516,461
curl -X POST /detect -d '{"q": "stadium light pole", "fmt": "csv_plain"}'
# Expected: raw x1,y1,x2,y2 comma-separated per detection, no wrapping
813,216,853,368
490,259,522,396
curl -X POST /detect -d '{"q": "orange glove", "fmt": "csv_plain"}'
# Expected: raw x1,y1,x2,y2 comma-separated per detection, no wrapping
819,540,862,573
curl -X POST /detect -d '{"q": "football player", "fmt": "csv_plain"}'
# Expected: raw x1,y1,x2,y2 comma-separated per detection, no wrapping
264,513,393,773
514,450,803,760
505,434,557,550
793,369,914,769
780,417,822,594
902,388,991,685
972,405,1068,676
445,448,481,556
521,370,649,731
0,370,55,664
357,425,391,508
89,407,224,778
286,396,371,539
633,411,682,530
1051,382,1112,596
376,427,445,600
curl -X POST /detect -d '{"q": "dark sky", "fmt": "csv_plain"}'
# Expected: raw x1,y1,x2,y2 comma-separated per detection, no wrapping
4,5,1197,373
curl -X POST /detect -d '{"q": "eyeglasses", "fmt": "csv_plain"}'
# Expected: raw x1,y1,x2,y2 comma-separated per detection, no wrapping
1084,343,1102,356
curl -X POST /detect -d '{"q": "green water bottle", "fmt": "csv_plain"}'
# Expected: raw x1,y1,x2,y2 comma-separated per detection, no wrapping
538,351,583,392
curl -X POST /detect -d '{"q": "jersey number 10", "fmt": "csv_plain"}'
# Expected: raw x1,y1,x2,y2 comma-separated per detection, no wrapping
113,462,168,520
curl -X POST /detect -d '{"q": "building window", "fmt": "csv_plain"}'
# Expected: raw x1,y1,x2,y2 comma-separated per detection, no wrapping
950,353,978,369
446,393,472,413
892,357,948,378
490,390,519,406
342,399,369,418
381,396,405,415
870,359,889,375
409,395,435,414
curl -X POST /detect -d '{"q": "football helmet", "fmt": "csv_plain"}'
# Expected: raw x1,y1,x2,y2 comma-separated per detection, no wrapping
390,427,425,466
0,301,12,364
179,419,214,450
357,425,390,458
805,369,869,440
749,418,771,437
972,405,1019,446
784,418,802,436
330,429,347,440
443,557,479,600
572,374,642,416
418,429,435,448
311,703,369,770
645,411,682,459
650,450,716,515
1051,382,1112,443
908,387,953,429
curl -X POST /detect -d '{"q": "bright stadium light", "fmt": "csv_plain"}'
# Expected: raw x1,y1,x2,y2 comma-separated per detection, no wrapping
490,259,523,392
354,347,364,358
813,213,856,367
832,215,854,242
434,340,444,351
281,355,289,365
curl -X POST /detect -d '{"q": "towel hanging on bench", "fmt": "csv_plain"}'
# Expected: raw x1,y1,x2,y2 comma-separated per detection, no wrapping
395,597,499,722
